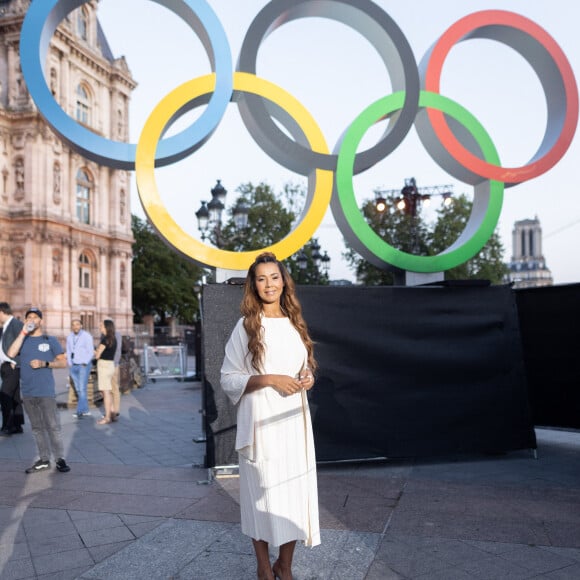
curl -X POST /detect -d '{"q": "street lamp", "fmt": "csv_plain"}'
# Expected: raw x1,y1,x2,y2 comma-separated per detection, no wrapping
294,239,330,283
321,251,331,275
310,239,322,271
232,199,249,230
194,201,209,239
195,180,249,248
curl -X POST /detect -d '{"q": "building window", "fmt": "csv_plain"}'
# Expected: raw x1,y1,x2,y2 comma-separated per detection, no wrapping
120,189,126,223
52,249,62,285
80,313,94,332
120,262,126,294
50,68,57,96
76,169,92,224
13,248,24,285
77,7,88,41
78,251,93,289
76,84,90,125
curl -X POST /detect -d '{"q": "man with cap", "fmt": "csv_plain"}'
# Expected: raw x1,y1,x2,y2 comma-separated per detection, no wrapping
0,302,25,436
7,307,71,473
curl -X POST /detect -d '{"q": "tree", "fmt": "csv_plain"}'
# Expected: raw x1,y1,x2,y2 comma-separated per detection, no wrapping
131,215,205,323
218,181,330,284
218,182,296,252
343,191,431,285
345,191,508,285
428,194,509,284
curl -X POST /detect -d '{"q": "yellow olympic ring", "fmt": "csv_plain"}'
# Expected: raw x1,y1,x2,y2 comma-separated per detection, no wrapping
135,72,332,270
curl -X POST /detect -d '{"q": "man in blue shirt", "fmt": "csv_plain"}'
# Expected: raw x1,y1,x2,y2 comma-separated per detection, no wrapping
8,307,71,474
66,319,94,419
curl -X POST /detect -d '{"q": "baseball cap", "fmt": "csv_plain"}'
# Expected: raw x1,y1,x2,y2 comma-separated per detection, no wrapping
25,307,43,319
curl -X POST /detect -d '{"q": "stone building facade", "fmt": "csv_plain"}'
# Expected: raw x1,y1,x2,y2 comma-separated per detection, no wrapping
508,217,553,289
0,0,135,337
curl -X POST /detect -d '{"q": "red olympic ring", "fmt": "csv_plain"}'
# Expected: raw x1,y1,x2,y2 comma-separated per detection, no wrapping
423,10,579,185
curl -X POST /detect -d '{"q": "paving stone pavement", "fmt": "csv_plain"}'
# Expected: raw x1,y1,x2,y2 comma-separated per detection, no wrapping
0,366,579,579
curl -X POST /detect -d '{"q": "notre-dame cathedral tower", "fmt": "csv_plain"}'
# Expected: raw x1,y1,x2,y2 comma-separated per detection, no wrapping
0,0,135,337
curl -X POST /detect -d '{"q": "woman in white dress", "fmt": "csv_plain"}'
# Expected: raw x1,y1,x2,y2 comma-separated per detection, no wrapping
221,252,320,580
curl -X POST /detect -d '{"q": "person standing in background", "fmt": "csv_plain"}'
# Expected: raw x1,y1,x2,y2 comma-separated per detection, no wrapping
0,302,25,436
66,319,94,419
107,319,122,420
7,307,70,474
94,319,117,425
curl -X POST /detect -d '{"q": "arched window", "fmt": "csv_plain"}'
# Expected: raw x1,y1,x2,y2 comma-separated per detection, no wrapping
76,168,92,224
78,251,94,289
77,7,88,41
76,84,90,125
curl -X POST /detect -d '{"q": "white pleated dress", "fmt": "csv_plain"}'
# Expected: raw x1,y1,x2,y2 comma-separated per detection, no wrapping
220,316,320,548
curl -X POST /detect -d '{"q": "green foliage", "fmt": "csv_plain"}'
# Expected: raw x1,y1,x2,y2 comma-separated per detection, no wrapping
428,194,509,283
343,191,431,285
217,182,295,251
218,181,330,284
131,215,205,323
345,191,508,285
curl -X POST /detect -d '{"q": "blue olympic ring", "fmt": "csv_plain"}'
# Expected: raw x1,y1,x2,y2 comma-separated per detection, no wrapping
19,0,233,170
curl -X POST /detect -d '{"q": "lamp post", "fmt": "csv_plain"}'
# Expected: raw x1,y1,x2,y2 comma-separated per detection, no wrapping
295,238,330,284
195,180,249,249
195,180,250,282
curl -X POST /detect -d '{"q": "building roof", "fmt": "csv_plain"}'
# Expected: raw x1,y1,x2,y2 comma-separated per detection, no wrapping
97,19,114,63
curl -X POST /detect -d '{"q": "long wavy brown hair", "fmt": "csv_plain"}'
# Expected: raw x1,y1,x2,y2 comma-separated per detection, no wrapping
241,252,317,374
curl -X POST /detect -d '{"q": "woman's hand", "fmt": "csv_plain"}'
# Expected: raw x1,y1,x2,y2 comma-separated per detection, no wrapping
270,374,304,397
298,369,315,391
244,372,313,396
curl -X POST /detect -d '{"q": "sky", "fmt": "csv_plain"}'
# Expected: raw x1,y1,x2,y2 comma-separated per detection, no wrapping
95,0,580,284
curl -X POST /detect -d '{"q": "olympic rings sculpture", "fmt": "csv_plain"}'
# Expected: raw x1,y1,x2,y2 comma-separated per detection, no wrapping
20,0,578,273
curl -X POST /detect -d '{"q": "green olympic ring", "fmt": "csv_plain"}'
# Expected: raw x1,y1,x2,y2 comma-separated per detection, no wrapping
333,91,504,273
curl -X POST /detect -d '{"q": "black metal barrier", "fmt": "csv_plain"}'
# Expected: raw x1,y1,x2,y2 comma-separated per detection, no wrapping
514,283,580,430
201,283,537,467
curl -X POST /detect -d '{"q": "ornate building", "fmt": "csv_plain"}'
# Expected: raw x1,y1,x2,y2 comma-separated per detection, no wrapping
0,0,135,336
508,216,553,288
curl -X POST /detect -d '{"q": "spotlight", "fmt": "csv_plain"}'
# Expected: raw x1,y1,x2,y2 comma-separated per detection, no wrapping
375,196,387,212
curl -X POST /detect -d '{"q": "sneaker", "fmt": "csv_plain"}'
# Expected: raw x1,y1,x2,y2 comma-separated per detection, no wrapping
55,458,71,473
72,412,83,419
80,411,92,417
25,460,50,474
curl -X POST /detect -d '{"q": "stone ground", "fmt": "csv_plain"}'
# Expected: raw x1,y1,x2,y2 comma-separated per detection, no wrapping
0,367,579,579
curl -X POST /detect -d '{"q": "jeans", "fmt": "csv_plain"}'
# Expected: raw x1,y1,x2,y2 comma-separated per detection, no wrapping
70,363,91,414
22,396,65,461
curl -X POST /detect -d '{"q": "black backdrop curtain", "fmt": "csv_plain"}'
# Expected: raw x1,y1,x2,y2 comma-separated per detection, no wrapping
201,284,537,468
515,283,580,429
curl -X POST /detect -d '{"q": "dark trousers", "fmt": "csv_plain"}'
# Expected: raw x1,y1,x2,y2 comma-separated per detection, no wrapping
0,362,24,430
